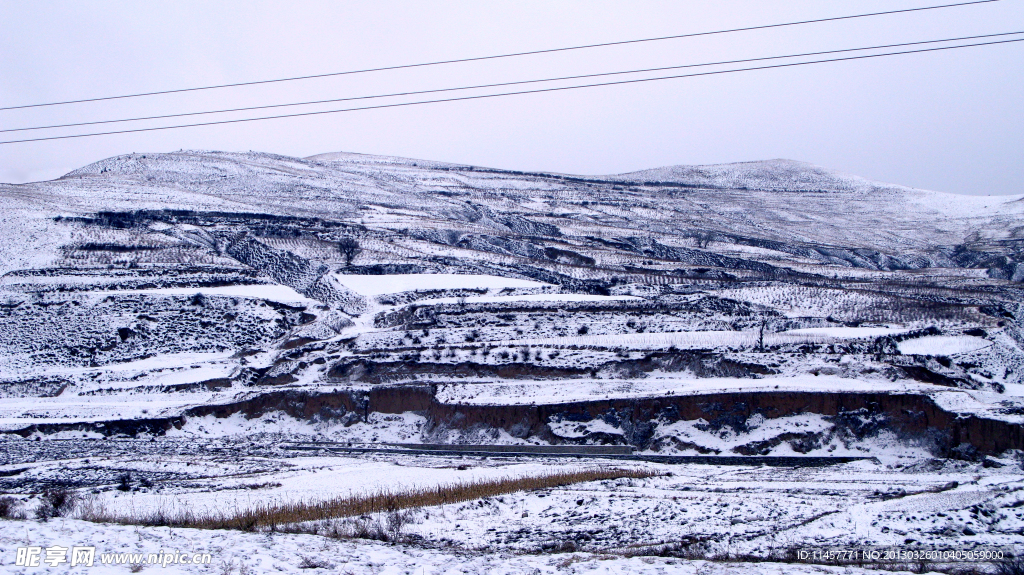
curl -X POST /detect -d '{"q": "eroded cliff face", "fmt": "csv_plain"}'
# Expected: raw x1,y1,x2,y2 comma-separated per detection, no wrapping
9,386,1021,459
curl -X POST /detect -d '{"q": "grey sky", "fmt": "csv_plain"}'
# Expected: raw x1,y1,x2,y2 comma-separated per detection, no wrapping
1,0,1021,195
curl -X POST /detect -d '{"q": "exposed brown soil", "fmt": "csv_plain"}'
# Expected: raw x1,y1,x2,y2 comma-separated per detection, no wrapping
8,386,1022,457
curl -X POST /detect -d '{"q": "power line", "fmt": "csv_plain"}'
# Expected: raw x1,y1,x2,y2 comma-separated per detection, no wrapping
2,37,1020,146
0,0,1001,112
6,31,1020,135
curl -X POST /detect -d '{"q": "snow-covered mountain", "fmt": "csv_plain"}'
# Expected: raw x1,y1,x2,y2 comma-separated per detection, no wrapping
3,150,1022,277
1,149,1022,453
3,149,1024,568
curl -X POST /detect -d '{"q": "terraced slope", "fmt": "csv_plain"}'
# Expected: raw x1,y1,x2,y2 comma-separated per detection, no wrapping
1,150,1022,460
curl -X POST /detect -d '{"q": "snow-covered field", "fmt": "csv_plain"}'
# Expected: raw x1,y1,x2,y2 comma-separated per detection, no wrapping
898,335,992,356
91,284,317,305
2,444,1022,574
506,326,908,350
0,518,937,574
432,374,933,406
417,293,640,305
783,326,910,338
0,351,235,382
333,273,550,295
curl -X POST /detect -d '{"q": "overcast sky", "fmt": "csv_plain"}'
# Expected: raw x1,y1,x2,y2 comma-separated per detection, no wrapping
1,1,1021,195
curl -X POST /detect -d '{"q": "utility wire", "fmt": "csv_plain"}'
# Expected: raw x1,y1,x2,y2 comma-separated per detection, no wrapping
5,31,1021,134
0,0,1001,112
2,37,1021,146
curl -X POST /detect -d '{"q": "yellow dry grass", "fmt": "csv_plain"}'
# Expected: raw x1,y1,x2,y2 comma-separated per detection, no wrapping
83,467,656,532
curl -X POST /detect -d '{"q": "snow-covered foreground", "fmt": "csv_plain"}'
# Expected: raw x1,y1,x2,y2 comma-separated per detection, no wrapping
2,440,1023,575
0,519,931,575
3,446,1024,574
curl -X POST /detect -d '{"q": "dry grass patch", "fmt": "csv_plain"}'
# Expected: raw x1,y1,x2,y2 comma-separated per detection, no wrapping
83,467,656,532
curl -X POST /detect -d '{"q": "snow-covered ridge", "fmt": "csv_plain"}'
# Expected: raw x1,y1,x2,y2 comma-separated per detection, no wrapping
305,150,471,170
605,158,920,193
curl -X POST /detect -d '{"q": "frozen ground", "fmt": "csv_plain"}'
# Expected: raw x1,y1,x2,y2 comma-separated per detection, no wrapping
0,519,945,575
1,441,1022,573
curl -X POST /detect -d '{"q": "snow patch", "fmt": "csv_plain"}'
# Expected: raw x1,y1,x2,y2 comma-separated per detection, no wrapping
898,335,992,356
91,284,317,305
333,273,549,295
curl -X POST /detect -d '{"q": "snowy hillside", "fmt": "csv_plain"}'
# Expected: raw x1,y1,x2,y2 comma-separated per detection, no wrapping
0,148,1022,439
1,149,1023,571
608,158,911,193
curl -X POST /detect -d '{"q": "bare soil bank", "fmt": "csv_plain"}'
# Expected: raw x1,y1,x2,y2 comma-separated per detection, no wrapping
8,386,1021,457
